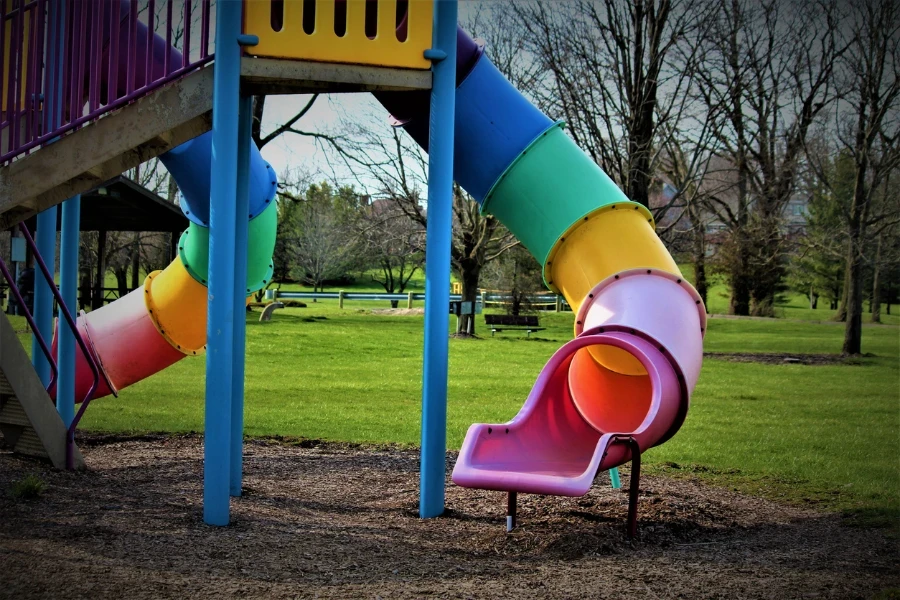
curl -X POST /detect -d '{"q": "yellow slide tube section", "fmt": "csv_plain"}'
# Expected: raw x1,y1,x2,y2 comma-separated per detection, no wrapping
143,259,209,356
547,206,682,375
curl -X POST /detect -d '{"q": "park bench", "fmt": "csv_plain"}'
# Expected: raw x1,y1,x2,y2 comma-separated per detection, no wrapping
484,314,545,337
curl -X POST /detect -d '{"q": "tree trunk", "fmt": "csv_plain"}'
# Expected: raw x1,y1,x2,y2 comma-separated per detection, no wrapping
167,174,179,204
835,265,850,321
692,221,708,308
729,237,751,315
93,230,107,310
115,268,129,298
871,234,882,323
842,241,864,355
130,234,140,290
458,261,481,336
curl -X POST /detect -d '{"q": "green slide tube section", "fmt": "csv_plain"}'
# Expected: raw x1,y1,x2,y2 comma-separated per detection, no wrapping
481,122,646,267
177,200,278,293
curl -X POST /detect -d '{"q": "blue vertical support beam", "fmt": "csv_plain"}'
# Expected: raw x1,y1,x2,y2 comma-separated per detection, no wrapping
57,196,80,425
204,0,243,526
31,209,57,386
230,94,252,497
419,0,458,519
33,0,67,384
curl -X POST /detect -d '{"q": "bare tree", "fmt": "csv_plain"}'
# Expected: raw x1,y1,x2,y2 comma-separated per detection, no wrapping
696,0,844,315
329,122,517,334
825,0,900,352
510,0,712,214
357,198,425,307
277,178,356,293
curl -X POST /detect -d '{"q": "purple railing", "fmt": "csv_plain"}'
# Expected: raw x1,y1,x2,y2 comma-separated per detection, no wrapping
1,0,214,165
0,222,102,469
0,253,58,391
18,223,101,470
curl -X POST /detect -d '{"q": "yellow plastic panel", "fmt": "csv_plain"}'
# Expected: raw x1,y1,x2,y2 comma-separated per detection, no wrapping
244,0,433,70
143,261,209,355
2,1,29,112
548,207,682,376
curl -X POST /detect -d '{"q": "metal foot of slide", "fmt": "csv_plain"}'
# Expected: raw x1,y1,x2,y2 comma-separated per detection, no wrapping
610,435,641,539
506,491,517,532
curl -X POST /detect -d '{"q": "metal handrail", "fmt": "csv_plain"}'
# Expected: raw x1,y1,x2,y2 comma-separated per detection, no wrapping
0,255,58,391
2,0,214,165
18,223,99,470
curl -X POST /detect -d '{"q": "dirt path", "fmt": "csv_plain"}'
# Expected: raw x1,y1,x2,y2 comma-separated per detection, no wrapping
1,436,897,599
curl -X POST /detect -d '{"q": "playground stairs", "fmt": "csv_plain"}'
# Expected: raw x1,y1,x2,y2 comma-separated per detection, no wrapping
0,310,84,470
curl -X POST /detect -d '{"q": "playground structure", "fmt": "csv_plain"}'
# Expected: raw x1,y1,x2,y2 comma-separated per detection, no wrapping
0,0,704,535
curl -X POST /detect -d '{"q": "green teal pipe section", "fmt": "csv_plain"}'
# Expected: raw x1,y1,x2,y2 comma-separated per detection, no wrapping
178,200,277,293
480,122,637,267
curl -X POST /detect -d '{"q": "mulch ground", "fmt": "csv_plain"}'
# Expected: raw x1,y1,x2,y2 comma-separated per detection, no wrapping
1,435,897,599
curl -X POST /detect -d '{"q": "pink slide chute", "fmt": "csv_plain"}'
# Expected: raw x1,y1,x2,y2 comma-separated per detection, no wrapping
452,270,705,532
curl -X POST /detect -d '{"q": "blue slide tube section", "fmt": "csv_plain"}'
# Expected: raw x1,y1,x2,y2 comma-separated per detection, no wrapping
160,132,278,225
443,54,552,202
375,30,552,205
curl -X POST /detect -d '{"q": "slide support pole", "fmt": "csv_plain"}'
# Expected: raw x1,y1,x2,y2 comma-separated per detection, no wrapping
609,467,621,489
230,94,252,497
204,0,242,526
33,0,67,386
57,196,80,426
31,208,56,386
419,0,458,519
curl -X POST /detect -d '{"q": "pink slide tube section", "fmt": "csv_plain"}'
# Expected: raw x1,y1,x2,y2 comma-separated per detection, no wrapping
451,332,680,497
50,287,185,403
575,269,706,439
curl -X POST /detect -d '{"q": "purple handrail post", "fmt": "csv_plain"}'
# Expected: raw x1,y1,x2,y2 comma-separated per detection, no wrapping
0,257,59,392
145,0,154,87
18,223,99,470
127,0,137,95
7,2,21,155
182,0,190,68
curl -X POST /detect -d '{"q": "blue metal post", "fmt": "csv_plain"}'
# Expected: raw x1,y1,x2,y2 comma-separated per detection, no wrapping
203,0,242,526
419,0,458,519
31,209,57,386
57,196,80,426
230,95,252,497
32,0,67,385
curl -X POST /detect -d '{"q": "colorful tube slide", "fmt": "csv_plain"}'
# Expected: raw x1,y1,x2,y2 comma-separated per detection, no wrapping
378,29,706,496
50,7,278,403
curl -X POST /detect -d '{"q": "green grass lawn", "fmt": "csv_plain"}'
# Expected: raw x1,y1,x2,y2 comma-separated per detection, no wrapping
9,300,898,522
